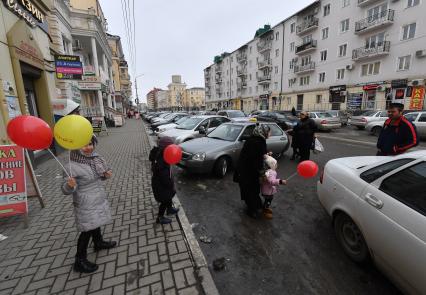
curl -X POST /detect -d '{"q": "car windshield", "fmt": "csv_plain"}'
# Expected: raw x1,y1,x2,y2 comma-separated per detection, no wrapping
176,116,190,125
327,111,338,116
176,117,203,130
361,110,376,117
158,113,170,118
316,112,332,118
228,111,246,118
207,124,243,141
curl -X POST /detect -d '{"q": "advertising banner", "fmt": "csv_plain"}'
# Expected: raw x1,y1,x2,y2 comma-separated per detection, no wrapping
0,145,27,218
55,55,83,80
410,87,425,110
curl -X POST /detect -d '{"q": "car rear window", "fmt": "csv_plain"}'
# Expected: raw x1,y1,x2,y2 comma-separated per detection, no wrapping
360,159,415,183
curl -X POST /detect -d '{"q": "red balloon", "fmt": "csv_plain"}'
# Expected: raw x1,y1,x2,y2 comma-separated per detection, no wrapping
7,115,53,150
164,144,182,165
297,160,319,178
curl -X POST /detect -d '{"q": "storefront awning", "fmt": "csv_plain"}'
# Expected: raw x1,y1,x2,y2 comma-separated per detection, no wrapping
51,99,80,116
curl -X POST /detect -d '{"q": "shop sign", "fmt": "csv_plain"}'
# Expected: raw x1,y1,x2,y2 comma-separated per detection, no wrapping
78,82,101,91
329,85,346,94
362,84,379,91
55,55,83,80
259,94,269,99
92,117,103,133
3,0,48,33
410,87,425,110
83,65,96,76
391,79,408,88
0,145,27,219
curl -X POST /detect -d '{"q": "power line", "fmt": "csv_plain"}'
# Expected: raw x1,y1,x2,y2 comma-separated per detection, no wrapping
120,0,133,67
132,0,137,77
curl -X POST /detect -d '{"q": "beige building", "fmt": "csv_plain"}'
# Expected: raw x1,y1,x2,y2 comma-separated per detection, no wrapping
185,87,205,110
167,75,186,110
157,90,170,110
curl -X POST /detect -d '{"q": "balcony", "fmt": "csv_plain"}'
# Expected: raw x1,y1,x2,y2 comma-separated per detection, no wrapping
236,53,248,63
257,74,271,84
237,81,247,89
352,41,391,61
355,9,394,34
258,59,272,70
237,68,247,77
215,77,223,84
257,41,272,53
215,65,223,73
295,40,317,55
294,62,316,74
357,0,382,7
296,17,319,35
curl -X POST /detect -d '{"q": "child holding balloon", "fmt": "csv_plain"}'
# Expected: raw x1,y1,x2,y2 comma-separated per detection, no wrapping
261,155,287,219
62,136,117,273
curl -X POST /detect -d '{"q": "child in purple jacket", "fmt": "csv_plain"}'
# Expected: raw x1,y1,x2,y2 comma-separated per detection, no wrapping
261,155,287,219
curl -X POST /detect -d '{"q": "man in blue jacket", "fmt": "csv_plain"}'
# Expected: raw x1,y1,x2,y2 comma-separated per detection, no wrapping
377,103,418,156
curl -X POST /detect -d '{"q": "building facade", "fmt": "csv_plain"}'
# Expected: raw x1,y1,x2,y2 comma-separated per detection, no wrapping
168,75,187,110
205,0,426,112
156,90,170,110
185,87,205,110
146,88,161,110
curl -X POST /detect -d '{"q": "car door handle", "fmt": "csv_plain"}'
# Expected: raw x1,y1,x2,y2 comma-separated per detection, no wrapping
364,193,383,209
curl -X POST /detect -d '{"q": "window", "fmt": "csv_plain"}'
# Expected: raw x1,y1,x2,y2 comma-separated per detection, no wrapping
320,50,328,61
337,69,345,80
343,0,350,7
402,23,416,40
323,4,331,16
301,55,311,66
316,94,323,103
275,66,279,74
302,34,312,44
249,46,252,53
405,113,419,122
361,62,381,76
340,19,349,33
319,72,326,83
322,27,329,39
276,49,279,57
338,44,348,57
366,32,385,49
274,82,279,90
275,32,279,40
300,76,310,86
407,0,420,7
291,23,296,33
367,3,387,21
380,162,426,216
360,159,415,183
290,42,295,52
288,79,295,87
267,124,284,136
289,60,294,70
418,114,426,122
398,55,411,71
249,74,252,80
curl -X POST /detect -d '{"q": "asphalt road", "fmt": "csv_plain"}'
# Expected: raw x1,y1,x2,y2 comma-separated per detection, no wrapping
173,128,403,295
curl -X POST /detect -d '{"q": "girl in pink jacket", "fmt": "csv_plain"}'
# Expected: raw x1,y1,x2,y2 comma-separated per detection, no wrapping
261,155,287,219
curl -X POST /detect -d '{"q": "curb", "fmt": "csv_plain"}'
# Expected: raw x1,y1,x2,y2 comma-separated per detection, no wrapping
143,122,219,295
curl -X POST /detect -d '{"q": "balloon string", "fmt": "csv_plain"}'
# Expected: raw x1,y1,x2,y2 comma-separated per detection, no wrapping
286,172,298,181
46,149,70,178
68,150,73,177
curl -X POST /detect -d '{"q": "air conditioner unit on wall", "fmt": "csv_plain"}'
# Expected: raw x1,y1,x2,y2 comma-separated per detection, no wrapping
346,64,354,70
410,79,425,86
416,50,426,58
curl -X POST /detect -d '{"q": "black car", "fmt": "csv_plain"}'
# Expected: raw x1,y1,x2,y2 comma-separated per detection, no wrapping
150,113,188,131
256,111,298,130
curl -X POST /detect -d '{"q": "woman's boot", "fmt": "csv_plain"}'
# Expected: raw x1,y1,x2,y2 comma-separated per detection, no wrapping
92,228,117,251
75,232,98,273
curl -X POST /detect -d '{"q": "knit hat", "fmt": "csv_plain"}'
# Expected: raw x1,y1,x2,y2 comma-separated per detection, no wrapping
159,136,174,149
264,155,277,170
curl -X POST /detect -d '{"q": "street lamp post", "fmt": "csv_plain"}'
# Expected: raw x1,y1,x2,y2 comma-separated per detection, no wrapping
134,74,144,106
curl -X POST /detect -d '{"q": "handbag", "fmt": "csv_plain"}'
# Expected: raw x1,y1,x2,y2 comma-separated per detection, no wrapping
312,138,324,154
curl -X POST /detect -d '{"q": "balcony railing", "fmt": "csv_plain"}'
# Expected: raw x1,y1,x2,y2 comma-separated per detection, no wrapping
258,59,272,70
237,81,247,88
295,40,317,54
355,9,394,34
257,41,272,52
294,62,316,74
236,53,248,63
257,74,271,83
358,0,382,7
215,78,223,84
237,68,247,76
352,41,391,61
296,17,319,35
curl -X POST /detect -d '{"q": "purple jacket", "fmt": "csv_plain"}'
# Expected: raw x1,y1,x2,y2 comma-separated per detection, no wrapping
261,169,281,196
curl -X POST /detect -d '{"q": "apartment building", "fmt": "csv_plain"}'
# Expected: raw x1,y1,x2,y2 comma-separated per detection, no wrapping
168,75,187,110
185,87,205,110
146,88,161,110
205,0,426,112
157,90,170,110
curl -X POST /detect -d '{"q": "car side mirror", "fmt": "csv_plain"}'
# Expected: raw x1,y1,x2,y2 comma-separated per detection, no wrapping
198,126,206,134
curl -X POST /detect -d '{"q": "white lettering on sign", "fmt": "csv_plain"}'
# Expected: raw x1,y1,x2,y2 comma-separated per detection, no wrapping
4,0,45,27
0,170,15,179
0,183,17,193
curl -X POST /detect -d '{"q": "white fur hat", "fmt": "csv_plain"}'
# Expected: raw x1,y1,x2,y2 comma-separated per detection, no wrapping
264,155,277,170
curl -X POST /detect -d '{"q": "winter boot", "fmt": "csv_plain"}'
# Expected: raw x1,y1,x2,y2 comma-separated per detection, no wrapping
74,257,98,273
94,240,117,252
263,208,273,219
166,206,179,215
156,216,172,224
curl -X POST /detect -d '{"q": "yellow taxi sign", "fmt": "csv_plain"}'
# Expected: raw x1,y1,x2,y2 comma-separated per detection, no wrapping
249,117,257,122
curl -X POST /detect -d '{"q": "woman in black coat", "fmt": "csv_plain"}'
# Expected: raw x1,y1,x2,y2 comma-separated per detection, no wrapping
150,137,179,224
292,112,317,162
234,124,270,218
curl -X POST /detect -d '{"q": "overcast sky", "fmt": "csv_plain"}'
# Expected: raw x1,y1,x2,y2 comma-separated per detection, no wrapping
100,0,315,103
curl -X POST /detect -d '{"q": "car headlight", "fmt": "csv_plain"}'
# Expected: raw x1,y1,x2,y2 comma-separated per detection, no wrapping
158,128,166,133
192,153,206,161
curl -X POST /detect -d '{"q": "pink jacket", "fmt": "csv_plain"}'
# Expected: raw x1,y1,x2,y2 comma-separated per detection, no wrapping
261,169,281,196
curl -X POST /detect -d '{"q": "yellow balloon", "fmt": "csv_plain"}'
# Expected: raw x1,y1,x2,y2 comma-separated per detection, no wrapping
54,115,93,150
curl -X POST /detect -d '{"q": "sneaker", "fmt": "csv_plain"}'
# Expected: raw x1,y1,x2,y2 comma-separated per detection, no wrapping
156,216,172,224
166,207,179,215
263,208,273,219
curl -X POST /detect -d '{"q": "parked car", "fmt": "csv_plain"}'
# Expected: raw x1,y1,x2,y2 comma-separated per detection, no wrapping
147,112,169,123
150,113,188,131
156,116,191,134
309,112,341,131
217,110,247,121
350,110,388,130
327,110,349,126
366,118,388,137
151,112,173,124
178,122,289,177
250,110,268,117
256,111,298,130
158,115,230,144
405,111,426,138
317,151,426,295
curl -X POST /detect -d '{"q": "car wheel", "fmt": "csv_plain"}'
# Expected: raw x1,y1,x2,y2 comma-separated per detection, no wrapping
334,213,370,264
214,157,229,178
372,126,382,137
356,126,365,130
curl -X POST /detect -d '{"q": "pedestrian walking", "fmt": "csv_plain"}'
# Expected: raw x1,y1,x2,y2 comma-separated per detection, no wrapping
377,103,418,156
62,136,117,273
149,136,179,224
261,155,287,219
292,111,317,162
234,124,270,219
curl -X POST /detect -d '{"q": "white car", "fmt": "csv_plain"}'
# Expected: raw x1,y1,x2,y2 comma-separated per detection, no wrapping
317,151,426,295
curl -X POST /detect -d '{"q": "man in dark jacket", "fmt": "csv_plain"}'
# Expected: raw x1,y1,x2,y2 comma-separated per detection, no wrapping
293,111,317,162
377,103,418,156
150,137,179,224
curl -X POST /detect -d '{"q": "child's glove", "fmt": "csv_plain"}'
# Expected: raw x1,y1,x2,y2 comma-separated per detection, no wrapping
279,179,287,185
